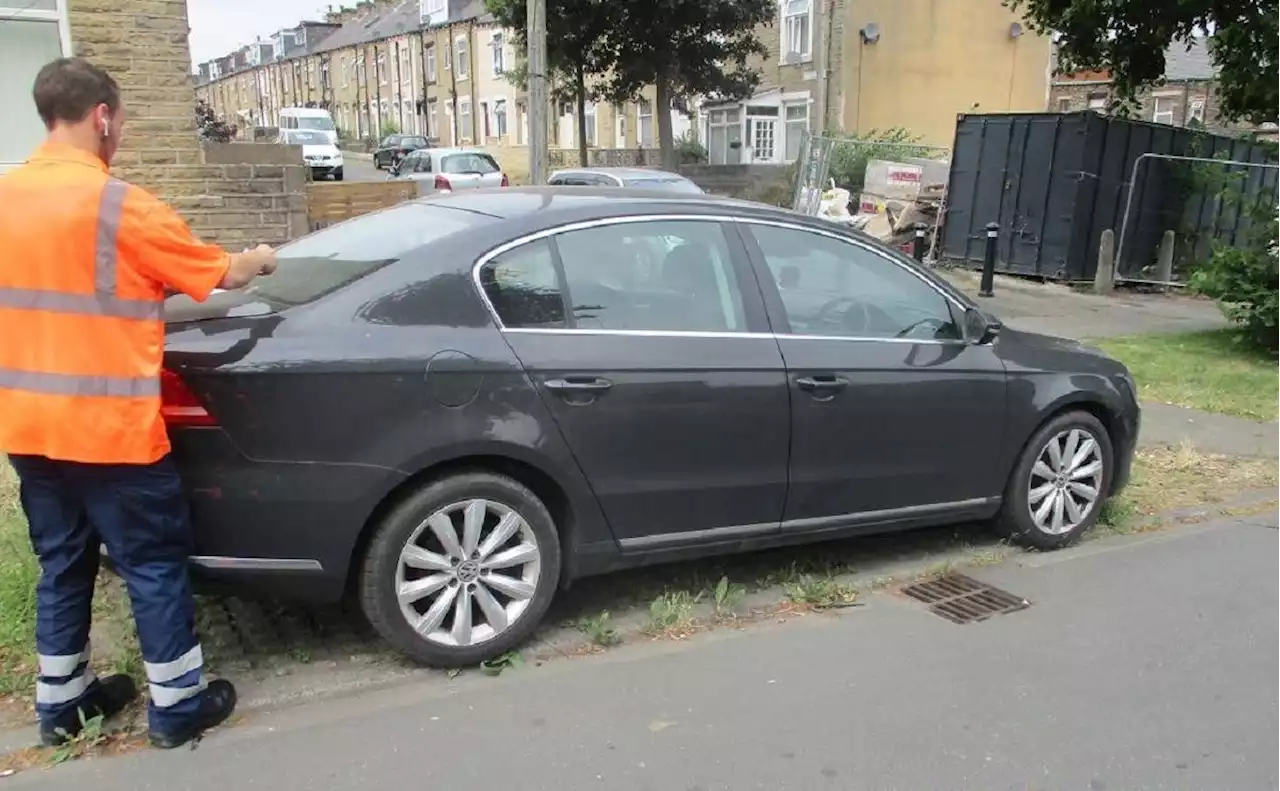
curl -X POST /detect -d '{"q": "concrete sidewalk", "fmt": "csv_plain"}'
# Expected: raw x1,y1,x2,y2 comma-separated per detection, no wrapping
15,513,1276,790
1139,401,1279,458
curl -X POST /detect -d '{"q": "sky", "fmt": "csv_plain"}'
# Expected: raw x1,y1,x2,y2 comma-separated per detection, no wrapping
187,0,334,64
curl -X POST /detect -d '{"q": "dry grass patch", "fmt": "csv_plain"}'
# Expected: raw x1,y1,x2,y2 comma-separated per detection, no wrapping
1105,442,1279,527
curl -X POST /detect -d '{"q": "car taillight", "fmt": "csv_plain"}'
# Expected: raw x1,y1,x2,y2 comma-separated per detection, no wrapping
434,174,452,190
160,369,217,427
500,173,510,187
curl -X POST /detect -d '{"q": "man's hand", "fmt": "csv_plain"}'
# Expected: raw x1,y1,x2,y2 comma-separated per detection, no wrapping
220,244,277,290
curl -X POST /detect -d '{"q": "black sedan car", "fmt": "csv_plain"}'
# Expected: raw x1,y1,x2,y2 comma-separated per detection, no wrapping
162,189,1140,667
373,134,430,170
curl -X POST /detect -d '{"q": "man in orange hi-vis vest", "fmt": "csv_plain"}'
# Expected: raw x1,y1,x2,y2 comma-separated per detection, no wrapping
0,58,278,750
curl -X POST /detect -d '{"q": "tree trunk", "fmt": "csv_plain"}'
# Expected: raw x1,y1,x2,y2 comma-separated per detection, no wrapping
575,63,589,167
655,72,676,171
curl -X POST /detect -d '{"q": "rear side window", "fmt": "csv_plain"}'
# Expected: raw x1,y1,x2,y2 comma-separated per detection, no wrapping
245,203,486,307
478,240,565,329
442,153,500,174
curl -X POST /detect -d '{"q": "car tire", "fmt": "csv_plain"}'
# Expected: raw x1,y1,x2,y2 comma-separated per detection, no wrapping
994,409,1114,551
373,158,383,170
333,169,344,181
359,472,562,667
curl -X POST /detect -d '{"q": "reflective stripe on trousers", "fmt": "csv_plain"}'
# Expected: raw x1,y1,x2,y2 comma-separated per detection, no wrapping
0,178,160,396
145,644,207,708
35,642,97,707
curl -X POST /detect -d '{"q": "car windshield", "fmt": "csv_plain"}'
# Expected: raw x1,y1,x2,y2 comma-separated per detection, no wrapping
244,204,488,307
295,116,335,131
441,153,500,175
622,177,703,194
286,131,329,145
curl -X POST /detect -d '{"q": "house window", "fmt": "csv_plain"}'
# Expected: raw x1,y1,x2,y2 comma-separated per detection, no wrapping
400,46,410,77
3,0,76,169
426,45,437,82
1087,93,1107,111
480,101,491,138
340,56,349,87
428,98,439,138
459,98,472,141
455,36,469,79
1056,97,1071,112
1188,97,1206,124
706,107,741,165
1152,96,1176,125
638,100,654,147
425,0,446,14
781,0,812,62
491,31,506,75
494,99,508,138
378,54,388,85
583,102,597,146
783,102,808,162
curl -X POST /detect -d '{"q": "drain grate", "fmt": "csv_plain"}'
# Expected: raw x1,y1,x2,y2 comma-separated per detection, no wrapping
901,573,1029,624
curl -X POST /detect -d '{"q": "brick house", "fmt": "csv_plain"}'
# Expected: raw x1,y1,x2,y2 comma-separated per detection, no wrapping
1048,39,1278,139
2,0,306,245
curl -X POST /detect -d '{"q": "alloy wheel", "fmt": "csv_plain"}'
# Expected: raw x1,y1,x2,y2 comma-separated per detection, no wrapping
1026,427,1105,535
394,499,542,647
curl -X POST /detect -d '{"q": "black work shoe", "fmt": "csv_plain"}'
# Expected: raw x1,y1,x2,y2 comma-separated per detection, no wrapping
148,679,237,750
39,674,139,748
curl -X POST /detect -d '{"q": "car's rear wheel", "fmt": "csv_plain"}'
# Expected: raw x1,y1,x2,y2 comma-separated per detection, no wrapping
359,472,561,667
995,410,1113,550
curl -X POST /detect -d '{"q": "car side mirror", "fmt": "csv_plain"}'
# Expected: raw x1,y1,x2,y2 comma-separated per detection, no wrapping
963,306,1002,344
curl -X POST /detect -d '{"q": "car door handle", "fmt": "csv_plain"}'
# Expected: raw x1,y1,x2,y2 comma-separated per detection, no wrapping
795,375,849,392
543,377,614,393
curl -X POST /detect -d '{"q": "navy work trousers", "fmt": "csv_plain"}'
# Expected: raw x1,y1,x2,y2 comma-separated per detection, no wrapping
9,454,207,736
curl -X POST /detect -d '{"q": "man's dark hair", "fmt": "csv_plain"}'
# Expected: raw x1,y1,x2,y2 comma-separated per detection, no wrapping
32,58,121,128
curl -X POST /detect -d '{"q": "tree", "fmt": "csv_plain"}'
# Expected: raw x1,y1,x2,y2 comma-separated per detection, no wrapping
485,0,616,166
601,0,776,169
195,100,234,143
1006,0,1278,125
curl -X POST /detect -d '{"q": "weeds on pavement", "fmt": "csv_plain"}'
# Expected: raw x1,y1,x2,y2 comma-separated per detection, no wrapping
576,611,622,648
784,574,859,610
712,576,746,619
647,590,701,637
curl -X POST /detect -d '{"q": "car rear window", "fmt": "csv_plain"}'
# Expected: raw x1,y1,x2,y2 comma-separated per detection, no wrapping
402,137,428,147
622,177,703,194
441,153,500,175
243,203,487,307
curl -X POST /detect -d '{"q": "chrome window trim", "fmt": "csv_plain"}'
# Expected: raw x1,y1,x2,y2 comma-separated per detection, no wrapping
470,213,970,344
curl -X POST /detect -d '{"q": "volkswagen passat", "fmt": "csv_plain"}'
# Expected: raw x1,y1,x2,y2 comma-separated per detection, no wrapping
162,189,1140,666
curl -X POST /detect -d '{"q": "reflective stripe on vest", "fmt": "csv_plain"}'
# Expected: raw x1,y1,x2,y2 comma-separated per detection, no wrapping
0,178,161,397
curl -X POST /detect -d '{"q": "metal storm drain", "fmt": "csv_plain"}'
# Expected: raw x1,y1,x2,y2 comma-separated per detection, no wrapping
901,573,1029,625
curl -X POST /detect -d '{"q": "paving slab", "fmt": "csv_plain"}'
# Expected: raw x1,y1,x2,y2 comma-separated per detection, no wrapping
1139,401,1279,457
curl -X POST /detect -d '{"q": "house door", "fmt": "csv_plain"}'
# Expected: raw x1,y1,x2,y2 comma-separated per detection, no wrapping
746,107,780,163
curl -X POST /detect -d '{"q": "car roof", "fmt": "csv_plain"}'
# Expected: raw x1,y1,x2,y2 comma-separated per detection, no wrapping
429,147,495,156
280,107,329,115
552,166,690,180
410,186,788,222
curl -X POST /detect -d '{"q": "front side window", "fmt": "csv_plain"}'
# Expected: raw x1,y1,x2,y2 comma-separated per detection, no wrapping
746,224,960,341
556,220,747,333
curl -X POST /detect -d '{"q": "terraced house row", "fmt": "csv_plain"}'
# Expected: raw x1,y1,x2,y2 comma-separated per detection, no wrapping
191,0,1061,162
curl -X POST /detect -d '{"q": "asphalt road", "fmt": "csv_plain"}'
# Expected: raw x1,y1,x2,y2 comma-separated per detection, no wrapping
16,513,1278,790
336,156,384,182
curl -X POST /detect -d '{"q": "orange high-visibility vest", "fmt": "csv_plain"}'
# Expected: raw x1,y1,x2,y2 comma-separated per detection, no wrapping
0,143,231,465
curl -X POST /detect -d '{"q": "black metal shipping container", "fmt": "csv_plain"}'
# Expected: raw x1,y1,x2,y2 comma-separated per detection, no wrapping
939,111,1278,281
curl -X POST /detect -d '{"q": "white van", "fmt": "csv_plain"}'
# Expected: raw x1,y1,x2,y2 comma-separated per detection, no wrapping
278,107,338,145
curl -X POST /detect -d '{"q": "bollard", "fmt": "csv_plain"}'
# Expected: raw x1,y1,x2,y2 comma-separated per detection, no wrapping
912,222,927,262
978,222,998,297
1094,229,1115,295
1154,229,1176,290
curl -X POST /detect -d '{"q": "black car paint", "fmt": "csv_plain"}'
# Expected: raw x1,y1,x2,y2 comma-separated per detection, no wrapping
163,189,1139,601
373,136,429,169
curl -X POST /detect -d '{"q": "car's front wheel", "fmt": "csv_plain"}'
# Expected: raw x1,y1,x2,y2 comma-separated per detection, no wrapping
996,410,1113,550
359,472,561,667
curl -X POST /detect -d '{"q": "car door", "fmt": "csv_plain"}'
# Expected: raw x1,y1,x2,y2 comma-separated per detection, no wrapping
476,216,790,547
737,219,1008,528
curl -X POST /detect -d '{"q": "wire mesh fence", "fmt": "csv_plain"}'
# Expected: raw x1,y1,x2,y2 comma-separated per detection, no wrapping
1115,153,1280,286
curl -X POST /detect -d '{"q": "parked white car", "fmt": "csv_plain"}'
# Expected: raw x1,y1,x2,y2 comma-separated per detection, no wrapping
389,147,509,192
282,130,344,181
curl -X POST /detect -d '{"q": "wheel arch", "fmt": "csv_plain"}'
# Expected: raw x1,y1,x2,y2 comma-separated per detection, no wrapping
344,448,582,597
1014,393,1128,493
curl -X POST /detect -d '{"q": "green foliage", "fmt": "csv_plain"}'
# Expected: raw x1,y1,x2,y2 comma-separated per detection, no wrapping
379,120,401,138
1189,220,1279,352
1006,0,1278,125
675,132,708,165
825,128,935,193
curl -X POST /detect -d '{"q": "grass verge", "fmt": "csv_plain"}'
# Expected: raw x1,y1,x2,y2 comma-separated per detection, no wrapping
1100,442,1279,530
1094,329,1278,421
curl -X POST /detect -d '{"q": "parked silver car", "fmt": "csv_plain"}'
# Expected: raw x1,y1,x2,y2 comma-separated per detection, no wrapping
389,147,509,191
547,166,703,193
